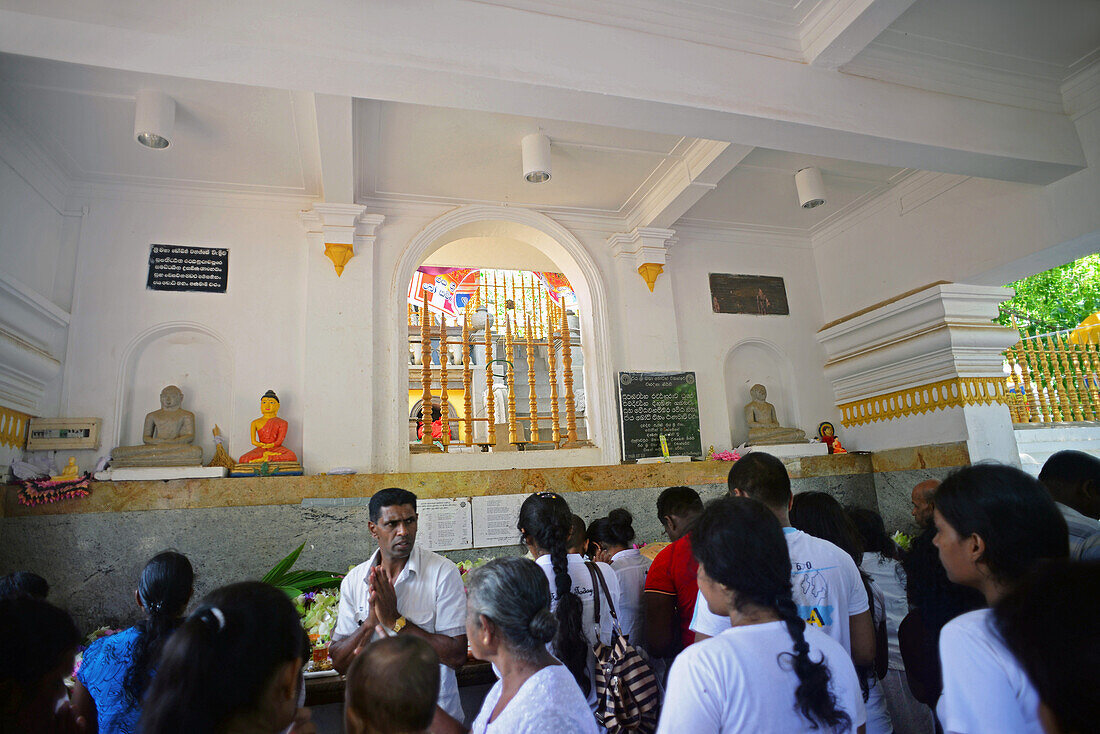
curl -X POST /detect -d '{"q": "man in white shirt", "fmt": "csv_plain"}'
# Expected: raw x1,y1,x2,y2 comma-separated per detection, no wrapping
689,453,875,667
330,487,468,722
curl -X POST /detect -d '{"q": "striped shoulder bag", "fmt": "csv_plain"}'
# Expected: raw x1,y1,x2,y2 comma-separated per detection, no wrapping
585,561,661,734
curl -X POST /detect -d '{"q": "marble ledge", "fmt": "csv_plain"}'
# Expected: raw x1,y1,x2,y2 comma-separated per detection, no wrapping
2,442,968,518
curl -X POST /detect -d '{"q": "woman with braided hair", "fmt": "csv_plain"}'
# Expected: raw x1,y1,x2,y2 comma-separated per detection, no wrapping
518,492,627,718
71,550,194,733
658,497,864,733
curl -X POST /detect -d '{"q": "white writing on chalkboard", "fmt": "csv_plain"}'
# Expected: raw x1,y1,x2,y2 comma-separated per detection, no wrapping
147,244,229,293
618,371,702,461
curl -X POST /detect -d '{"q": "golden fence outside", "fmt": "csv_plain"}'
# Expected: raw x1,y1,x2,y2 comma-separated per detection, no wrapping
0,405,31,450
406,269,583,451
1003,322,1100,424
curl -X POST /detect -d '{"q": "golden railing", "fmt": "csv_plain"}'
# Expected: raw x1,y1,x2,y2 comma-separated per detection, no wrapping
406,271,585,451
1003,321,1100,424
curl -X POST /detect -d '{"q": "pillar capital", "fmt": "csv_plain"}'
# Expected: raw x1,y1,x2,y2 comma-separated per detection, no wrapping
816,282,1021,462
607,227,677,292
300,204,384,276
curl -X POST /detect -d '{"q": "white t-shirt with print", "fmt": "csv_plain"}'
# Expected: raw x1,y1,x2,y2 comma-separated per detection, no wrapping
471,663,598,734
657,621,866,734
937,609,1043,734
608,548,649,646
534,553,626,710
690,528,869,653
334,544,467,721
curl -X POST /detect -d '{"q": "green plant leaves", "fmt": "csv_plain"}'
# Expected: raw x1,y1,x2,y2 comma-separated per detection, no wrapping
261,542,344,596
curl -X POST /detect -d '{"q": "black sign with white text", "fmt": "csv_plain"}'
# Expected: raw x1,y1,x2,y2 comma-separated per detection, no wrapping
147,244,228,293
618,371,702,461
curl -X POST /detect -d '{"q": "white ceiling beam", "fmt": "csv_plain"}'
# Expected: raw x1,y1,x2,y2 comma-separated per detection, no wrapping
0,2,1085,185
626,141,754,231
311,93,355,203
802,0,919,69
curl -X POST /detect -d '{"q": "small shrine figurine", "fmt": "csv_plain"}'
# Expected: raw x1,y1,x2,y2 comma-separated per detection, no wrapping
239,390,299,464
111,385,203,467
744,384,807,445
818,421,847,454
206,424,235,470
51,456,80,480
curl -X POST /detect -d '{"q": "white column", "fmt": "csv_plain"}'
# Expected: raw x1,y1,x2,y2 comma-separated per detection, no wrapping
607,227,681,371
300,204,384,472
816,283,1020,464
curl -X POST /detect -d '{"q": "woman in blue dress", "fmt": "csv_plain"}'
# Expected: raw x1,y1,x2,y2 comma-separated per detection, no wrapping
71,551,194,733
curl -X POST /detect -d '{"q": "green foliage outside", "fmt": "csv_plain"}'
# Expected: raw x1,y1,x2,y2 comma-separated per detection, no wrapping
997,253,1100,336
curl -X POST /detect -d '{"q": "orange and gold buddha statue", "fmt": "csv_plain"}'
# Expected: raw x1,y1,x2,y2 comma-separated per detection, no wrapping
238,390,298,464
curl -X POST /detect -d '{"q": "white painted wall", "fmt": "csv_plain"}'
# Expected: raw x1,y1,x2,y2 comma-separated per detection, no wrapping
0,157,64,298
60,190,309,470
669,227,839,452
814,103,1100,322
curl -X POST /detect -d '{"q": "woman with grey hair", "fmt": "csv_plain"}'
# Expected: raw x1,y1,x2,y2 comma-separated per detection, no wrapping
435,556,597,734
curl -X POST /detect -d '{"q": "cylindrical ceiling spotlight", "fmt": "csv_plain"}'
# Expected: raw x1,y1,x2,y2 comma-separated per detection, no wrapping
795,167,826,209
134,90,175,149
522,133,551,183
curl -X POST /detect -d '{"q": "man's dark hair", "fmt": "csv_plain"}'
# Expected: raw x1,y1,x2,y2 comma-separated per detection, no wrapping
346,636,440,733
368,487,418,522
1038,450,1100,505
727,452,791,509
655,486,702,520
0,571,49,600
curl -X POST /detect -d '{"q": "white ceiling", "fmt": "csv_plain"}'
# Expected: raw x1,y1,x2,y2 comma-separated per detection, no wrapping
0,53,321,196
680,148,906,230
355,99,686,216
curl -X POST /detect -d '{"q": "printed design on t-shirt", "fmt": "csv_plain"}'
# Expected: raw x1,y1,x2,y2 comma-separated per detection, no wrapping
791,561,838,629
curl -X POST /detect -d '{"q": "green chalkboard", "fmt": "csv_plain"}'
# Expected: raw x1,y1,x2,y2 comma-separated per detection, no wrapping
618,372,702,461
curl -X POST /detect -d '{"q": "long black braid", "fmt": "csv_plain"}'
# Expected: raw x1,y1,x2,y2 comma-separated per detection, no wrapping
518,492,590,695
694,497,852,732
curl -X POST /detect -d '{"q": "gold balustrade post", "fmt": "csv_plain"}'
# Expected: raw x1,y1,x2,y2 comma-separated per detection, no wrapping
505,310,519,445
420,291,433,445
1014,343,1039,423
546,300,561,445
1004,346,1024,423
463,309,473,446
1082,341,1100,419
1047,335,1072,422
561,305,578,444
1065,337,1094,421
1057,334,1085,421
439,315,450,449
485,307,496,448
525,313,539,443
1022,337,1052,422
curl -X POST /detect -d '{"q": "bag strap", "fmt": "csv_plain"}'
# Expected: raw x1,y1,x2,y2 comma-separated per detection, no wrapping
585,561,601,626
586,561,620,625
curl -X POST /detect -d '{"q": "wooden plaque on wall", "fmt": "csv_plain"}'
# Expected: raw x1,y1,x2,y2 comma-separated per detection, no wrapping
709,273,789,315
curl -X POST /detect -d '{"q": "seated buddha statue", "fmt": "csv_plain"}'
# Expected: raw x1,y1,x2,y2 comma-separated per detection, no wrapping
238,390,298,464
111,385,203,467
744,384,808,445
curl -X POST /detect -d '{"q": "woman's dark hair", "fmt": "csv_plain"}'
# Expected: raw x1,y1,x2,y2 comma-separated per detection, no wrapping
0,571,49,600
124,551,194,706
693,497,851,732
789,492,864,567
0,596,79,696
587,508,636,550
467,557,558,658
847,508,897,560
518,492,589,695
994,560,1099,734
140,581,309,734
934,464,1068,584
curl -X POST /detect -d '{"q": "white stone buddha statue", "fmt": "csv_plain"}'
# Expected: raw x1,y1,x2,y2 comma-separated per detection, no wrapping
111,385,203,467
744,383,807,445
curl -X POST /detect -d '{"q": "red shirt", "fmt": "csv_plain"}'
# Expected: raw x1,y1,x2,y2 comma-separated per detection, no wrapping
643,532,699,647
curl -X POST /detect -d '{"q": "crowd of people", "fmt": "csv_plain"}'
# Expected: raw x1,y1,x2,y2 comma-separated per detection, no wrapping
1,450,1096,734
